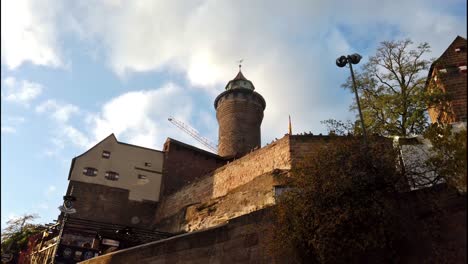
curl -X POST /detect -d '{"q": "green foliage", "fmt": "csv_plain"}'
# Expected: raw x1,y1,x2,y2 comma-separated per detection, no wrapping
1,214,45,258
424,124,467,192
320,119,356,135
271,138,405,263
342,39,444,137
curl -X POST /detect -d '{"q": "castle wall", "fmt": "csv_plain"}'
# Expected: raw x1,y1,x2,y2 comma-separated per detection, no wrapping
155,135,399,232
212,135,291,198
80,209,274,264
79,189,466,264
183,170,288,232
161,138,225,195
67,181,158,228
154,172,214,228
154,136,291,230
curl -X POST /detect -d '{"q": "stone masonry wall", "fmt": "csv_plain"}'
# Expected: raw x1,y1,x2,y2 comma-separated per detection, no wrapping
161,138,225,196
183,170,288,232
80,189,466,264
80,209,275,264
154,172,214,226
212,135,291,198
155,136,291,226
67,181,158,228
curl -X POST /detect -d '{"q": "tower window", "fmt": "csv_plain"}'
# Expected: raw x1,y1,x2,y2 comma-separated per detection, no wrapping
105,171,119,181
83,167,98,177
138,174,147,180
102,151,111,159
144,162,151,167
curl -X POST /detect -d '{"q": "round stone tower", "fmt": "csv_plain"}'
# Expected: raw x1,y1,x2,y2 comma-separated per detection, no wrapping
214,70,266,158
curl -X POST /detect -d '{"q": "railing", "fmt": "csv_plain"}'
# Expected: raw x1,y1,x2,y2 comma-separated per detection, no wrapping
29,242,58,264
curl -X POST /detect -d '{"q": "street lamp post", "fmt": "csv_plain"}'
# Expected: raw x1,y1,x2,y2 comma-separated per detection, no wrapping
336,53,368,145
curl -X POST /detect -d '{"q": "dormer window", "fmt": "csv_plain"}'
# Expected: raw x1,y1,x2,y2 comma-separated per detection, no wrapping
102,151,111,159
105,171,119,181
83,167,98,176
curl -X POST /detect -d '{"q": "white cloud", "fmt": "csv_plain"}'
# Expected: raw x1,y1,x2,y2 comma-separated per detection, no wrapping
87,82,196,149
1,126,16,134
2,77,43,105
35,99,90,152
6,0,464,153
62,125,91,149
1,116,26,134
63,0,465,142
6,116,26,124
1,0,62,69
36,99,79,122
36,83,205,155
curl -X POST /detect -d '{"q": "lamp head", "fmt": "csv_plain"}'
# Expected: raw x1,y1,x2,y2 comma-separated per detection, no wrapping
336,56,348,67
348,53,362,64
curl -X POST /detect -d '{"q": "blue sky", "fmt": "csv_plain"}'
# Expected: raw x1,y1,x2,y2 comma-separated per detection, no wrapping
1,0,466,228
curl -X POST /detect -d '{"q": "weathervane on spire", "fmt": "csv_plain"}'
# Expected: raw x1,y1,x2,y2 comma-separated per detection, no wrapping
237,59,243,72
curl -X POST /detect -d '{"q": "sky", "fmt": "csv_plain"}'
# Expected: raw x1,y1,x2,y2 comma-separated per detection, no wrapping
1,0,466,228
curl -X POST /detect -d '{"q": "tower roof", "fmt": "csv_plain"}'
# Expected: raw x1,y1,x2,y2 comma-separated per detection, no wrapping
233,70,248,81
225,69,255,90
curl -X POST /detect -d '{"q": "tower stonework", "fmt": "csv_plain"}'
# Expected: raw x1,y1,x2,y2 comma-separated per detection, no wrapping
214,70,266,158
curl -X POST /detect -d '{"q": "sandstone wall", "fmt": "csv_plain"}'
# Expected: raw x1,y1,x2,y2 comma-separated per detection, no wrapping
67,181,158,228
184,170,288,232
79,209,275,264
154,173,214,227
212,135,291,198
161,138,225,195
80,189,466,264
155,136,291,227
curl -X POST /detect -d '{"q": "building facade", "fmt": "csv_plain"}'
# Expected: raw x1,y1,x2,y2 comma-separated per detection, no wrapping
427,36,467,124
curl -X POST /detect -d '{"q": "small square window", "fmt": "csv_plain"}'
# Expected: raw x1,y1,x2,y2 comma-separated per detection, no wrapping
102,151,111,159
137,174,149,185
144,162,151,167
105,171,119,181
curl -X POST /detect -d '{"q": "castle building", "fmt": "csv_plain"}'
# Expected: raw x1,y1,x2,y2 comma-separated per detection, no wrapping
427,36,467,124
38,50,466,263
53,135,170,263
